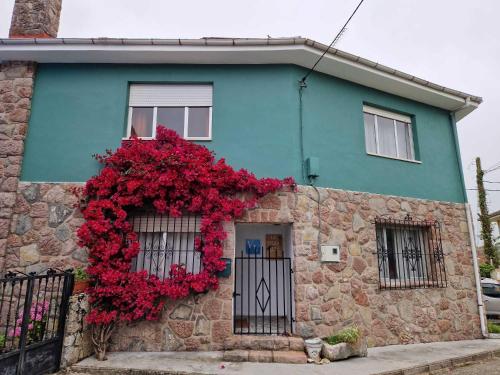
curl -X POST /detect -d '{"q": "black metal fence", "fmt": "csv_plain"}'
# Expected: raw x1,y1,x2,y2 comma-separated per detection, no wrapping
0,269,74,375
233,250,294,335
375,215,447,290
129,211,203,279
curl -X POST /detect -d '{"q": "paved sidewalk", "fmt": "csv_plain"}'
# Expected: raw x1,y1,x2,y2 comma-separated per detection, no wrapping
72,339,500,375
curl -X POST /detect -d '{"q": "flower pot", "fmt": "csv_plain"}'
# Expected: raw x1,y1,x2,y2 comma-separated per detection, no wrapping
304,337,323,362
321,337,368,361
73,280,89,295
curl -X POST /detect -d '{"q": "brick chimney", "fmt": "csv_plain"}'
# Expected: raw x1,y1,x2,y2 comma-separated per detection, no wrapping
9,0,63,38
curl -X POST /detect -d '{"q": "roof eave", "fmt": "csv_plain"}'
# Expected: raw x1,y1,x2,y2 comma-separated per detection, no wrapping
0,37,482,119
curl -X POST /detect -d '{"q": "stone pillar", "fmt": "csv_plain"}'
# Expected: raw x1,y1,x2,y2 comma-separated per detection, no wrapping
1,0,64,272
9,0,63,38
0,62,36,272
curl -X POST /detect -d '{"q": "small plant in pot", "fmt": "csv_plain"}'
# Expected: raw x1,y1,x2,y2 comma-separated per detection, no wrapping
321,326,367,361
73,267,89,295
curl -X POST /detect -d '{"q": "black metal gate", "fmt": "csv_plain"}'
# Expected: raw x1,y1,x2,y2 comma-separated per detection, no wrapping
0,269,74,375
233,250,294,335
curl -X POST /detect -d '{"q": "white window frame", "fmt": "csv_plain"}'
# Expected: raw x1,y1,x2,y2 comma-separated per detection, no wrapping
363,105,419,163
125,106,212,141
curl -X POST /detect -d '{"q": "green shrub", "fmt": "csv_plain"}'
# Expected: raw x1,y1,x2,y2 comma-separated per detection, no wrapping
74,267,88,281
324,326,360,345
488,322,500,334
0,334,5,348
480,263,495,278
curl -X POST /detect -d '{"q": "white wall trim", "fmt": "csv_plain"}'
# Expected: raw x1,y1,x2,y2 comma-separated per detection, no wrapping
0,40,480,119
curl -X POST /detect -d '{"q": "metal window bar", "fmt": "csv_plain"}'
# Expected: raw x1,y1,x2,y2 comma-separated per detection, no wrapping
375,215,446,289
129,211,203,279
0,269,74,375
233,249,294,335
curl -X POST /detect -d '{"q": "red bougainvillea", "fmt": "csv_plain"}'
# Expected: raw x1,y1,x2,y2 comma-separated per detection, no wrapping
77,127,294,326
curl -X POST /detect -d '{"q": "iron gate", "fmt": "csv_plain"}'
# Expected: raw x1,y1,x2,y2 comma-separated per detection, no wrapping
0,269,74,375
233,250,294,335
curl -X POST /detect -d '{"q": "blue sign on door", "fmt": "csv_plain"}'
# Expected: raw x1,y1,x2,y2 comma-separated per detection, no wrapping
245,239,261,255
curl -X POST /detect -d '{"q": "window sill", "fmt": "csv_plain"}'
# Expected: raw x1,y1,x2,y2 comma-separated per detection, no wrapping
367,152,421,164
122,137,212,141
379,279,445,289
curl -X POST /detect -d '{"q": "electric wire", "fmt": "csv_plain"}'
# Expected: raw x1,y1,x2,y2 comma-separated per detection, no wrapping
466,188,500,192
300,0,366,83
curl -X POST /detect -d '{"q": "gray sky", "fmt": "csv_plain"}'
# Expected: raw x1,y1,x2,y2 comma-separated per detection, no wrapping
1,0,499,240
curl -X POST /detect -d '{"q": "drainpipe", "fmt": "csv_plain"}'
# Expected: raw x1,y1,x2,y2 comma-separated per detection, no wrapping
450,99,487,337
465,203,488,338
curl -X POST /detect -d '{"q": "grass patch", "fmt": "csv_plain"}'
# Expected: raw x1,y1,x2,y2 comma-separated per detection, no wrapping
324,326,360,345
488,322,500,334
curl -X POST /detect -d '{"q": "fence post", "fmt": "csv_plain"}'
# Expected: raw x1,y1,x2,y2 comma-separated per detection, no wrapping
54,270,74,371
16,273,35,375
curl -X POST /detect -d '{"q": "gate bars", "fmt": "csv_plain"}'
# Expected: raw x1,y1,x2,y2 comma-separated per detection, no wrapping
233,250,294,335
0,269,74,375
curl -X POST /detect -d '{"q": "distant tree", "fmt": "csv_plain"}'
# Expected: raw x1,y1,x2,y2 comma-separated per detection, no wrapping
476,157,498,266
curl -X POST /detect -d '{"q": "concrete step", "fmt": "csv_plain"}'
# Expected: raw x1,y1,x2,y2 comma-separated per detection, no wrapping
223,335,304,351
223,349,307,364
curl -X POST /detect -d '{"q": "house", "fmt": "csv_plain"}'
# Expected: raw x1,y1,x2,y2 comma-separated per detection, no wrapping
0,0,485,363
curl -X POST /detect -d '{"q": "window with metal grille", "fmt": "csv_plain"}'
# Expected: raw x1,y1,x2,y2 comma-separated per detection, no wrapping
129,211,203,279
375,215,447,289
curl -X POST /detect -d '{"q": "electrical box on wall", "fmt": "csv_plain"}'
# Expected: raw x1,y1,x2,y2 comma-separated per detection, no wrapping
305,156,319,179
320,245,340,262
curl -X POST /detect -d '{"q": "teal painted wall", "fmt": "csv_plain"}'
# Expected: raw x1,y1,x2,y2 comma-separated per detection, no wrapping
22,64,466,203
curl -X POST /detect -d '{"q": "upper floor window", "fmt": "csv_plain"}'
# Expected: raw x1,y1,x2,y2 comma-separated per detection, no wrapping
126,84,213,140
363,106,415,161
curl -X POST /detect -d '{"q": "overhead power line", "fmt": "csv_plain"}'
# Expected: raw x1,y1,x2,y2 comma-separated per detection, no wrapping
484,161,500,173
466,188,500,192
300,0,366,84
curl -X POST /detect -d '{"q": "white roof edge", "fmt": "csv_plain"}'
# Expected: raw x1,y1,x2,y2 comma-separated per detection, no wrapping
0,37,482,120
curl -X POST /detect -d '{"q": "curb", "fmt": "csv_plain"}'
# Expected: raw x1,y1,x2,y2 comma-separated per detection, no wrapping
69,347,500,375
375,348,500,375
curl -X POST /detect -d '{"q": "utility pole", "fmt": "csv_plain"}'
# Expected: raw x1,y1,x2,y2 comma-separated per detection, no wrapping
476,157,498,266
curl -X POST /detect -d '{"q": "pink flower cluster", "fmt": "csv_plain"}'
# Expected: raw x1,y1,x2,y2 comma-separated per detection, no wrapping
8,300,50,338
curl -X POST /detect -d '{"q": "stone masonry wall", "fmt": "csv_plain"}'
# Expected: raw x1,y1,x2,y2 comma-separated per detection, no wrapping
9,0,63,38
110,185,482,350
62,294,93,367
276,186,482,346
4,182,85,273
5,182,482,351
0,62,36,273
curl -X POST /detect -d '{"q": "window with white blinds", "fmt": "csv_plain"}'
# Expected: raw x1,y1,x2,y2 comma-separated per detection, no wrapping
363,105,416,162
126,84,213,140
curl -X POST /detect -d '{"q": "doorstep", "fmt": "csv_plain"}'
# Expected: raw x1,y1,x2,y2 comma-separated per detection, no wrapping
70,339,500,375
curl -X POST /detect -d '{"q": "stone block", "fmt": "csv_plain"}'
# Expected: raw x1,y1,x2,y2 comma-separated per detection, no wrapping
169,304,193,320
19,243,39,266
48,203,72,227
248,350,273,362
194,316,210,336
15,214,31,235
202,298,222,320
223,349,249,362
321,338,367,361
288,337,305,351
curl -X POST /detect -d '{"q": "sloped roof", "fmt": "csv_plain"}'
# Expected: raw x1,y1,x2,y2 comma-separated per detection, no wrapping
0,37,481,120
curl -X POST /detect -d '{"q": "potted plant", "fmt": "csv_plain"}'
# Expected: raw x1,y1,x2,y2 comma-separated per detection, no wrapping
73,267,89,295
304,337,323,363
321,326,367,361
